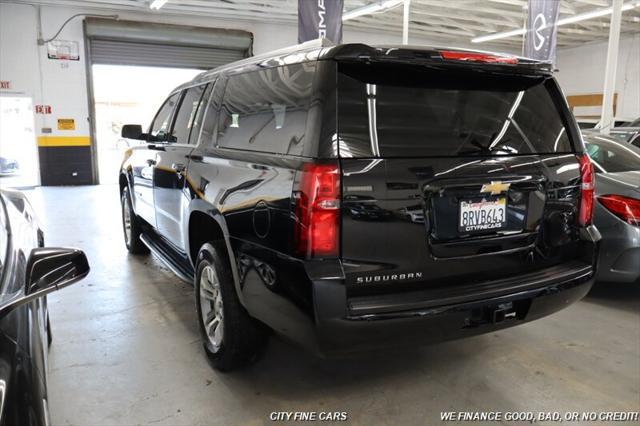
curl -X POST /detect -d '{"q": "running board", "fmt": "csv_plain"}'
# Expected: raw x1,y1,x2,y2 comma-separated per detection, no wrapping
140,232,194,284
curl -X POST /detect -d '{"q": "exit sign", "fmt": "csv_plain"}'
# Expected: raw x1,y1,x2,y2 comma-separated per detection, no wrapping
0,81,10,89
35,105,52,114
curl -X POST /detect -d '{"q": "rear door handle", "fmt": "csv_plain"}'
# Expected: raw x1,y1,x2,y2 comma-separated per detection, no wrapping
146,159,156,166
172,163,186,174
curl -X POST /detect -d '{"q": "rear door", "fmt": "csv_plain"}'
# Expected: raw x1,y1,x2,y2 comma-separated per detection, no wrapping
336,62,586,299
131,92,180,226
154,83,210,250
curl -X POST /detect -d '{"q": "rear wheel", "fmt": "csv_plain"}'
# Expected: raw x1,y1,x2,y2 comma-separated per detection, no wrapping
195,242,268,371
121,186,149,255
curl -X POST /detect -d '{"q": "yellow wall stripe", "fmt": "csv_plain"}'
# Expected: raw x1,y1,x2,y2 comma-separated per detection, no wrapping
37,136,91,147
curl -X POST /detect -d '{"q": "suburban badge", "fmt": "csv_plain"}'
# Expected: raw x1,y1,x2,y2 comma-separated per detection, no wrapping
356,272,423,284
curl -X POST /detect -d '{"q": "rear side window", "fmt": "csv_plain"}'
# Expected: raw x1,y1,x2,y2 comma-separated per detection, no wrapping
217,63,315,156
337,63,574,158
170,84,208,145
199,79,225,148
189,83,214,146
149,93,180,142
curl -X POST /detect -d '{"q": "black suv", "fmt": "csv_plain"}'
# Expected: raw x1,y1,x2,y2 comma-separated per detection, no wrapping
119,43,600,371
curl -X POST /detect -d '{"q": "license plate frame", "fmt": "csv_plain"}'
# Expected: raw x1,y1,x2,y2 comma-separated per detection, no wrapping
458,197,507,234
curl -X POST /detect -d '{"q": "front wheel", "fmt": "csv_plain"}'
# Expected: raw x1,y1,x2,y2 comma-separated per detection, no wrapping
121,186,149,255
46,313,52,347
195,242,268,371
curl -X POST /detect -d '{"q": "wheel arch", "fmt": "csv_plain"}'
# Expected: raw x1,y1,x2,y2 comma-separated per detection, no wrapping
119,172,129,194
119,170,137,216
186,204,246,307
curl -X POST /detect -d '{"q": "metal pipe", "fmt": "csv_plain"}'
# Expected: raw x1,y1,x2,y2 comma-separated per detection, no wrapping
37,13,119,45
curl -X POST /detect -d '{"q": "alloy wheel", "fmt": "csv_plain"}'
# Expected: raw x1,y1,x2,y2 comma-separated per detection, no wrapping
122,194,132,246
200,265,224,352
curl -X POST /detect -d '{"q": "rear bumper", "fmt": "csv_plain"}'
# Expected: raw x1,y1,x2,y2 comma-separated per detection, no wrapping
597,248,640,284
595,220,640,284
312,266,594,356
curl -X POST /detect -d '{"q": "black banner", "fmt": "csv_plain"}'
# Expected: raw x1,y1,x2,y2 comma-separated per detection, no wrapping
298,0,343,44
524,0,561,63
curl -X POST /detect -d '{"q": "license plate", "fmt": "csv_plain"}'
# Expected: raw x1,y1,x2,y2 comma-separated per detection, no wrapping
459,197,506,233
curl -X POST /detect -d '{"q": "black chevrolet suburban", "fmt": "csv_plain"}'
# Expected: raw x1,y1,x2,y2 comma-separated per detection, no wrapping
119,42,600,371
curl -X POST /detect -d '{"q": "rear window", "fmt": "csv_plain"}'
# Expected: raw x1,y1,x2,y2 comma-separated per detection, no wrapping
337,63,574,158
584,135,640,173
217,63,316,156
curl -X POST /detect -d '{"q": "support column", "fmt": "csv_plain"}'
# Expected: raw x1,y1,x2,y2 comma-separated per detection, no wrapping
402,0,410,45
600,0,623,135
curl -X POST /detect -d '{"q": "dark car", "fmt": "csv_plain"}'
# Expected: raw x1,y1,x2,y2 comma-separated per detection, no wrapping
584,134,640,284
344,195,391,220
0,189,89,426
576,118,629,131
0,158,19,177
119,42,600,371
608,117,640,144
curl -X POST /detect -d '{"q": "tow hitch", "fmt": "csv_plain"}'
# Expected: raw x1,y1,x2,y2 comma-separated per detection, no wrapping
492,303,517,323
465,301,526,328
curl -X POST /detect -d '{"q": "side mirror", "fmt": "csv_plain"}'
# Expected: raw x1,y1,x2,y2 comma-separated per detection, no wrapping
121,124,145,140
25,247,90,296
0,248,90,318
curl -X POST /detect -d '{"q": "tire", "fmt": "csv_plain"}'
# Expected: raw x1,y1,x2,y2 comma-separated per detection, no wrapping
121,186,149,255
195,241,268,371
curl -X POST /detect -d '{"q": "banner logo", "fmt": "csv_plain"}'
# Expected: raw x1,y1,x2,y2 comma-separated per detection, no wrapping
533,13,547,51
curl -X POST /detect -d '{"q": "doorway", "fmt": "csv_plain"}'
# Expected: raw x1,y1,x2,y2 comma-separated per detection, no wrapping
84,19,252,185
0,96,39,188
91,65,201,184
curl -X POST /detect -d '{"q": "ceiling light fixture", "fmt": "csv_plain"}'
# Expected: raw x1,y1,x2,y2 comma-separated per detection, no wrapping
343,0,404,21
471,0,640,43
150,0,169,10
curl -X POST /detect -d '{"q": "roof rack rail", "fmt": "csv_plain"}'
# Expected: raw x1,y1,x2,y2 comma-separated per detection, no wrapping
247,38,334,62
207,38,334,75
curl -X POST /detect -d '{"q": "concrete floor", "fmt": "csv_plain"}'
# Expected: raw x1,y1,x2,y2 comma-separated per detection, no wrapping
24,185,640,426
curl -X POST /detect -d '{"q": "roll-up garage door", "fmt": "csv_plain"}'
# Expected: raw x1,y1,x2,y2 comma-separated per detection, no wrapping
89,39,247,69
85,18,253,70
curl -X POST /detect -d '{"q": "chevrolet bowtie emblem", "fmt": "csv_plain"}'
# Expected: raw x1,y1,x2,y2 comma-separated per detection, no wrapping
480,181,511,195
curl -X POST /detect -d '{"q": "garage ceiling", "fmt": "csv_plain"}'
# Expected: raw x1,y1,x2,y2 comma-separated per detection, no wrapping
7,0,640,49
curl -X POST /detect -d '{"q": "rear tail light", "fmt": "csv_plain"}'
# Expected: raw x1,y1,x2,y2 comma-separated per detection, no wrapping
294,162,340,258
598,195,640,226
440,50,518,64
577,154,595,226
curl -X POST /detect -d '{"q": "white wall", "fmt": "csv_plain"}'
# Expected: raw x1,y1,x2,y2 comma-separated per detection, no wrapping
1,2,639,161
0,2,446,147
0,3,91,139
555,34,640,120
